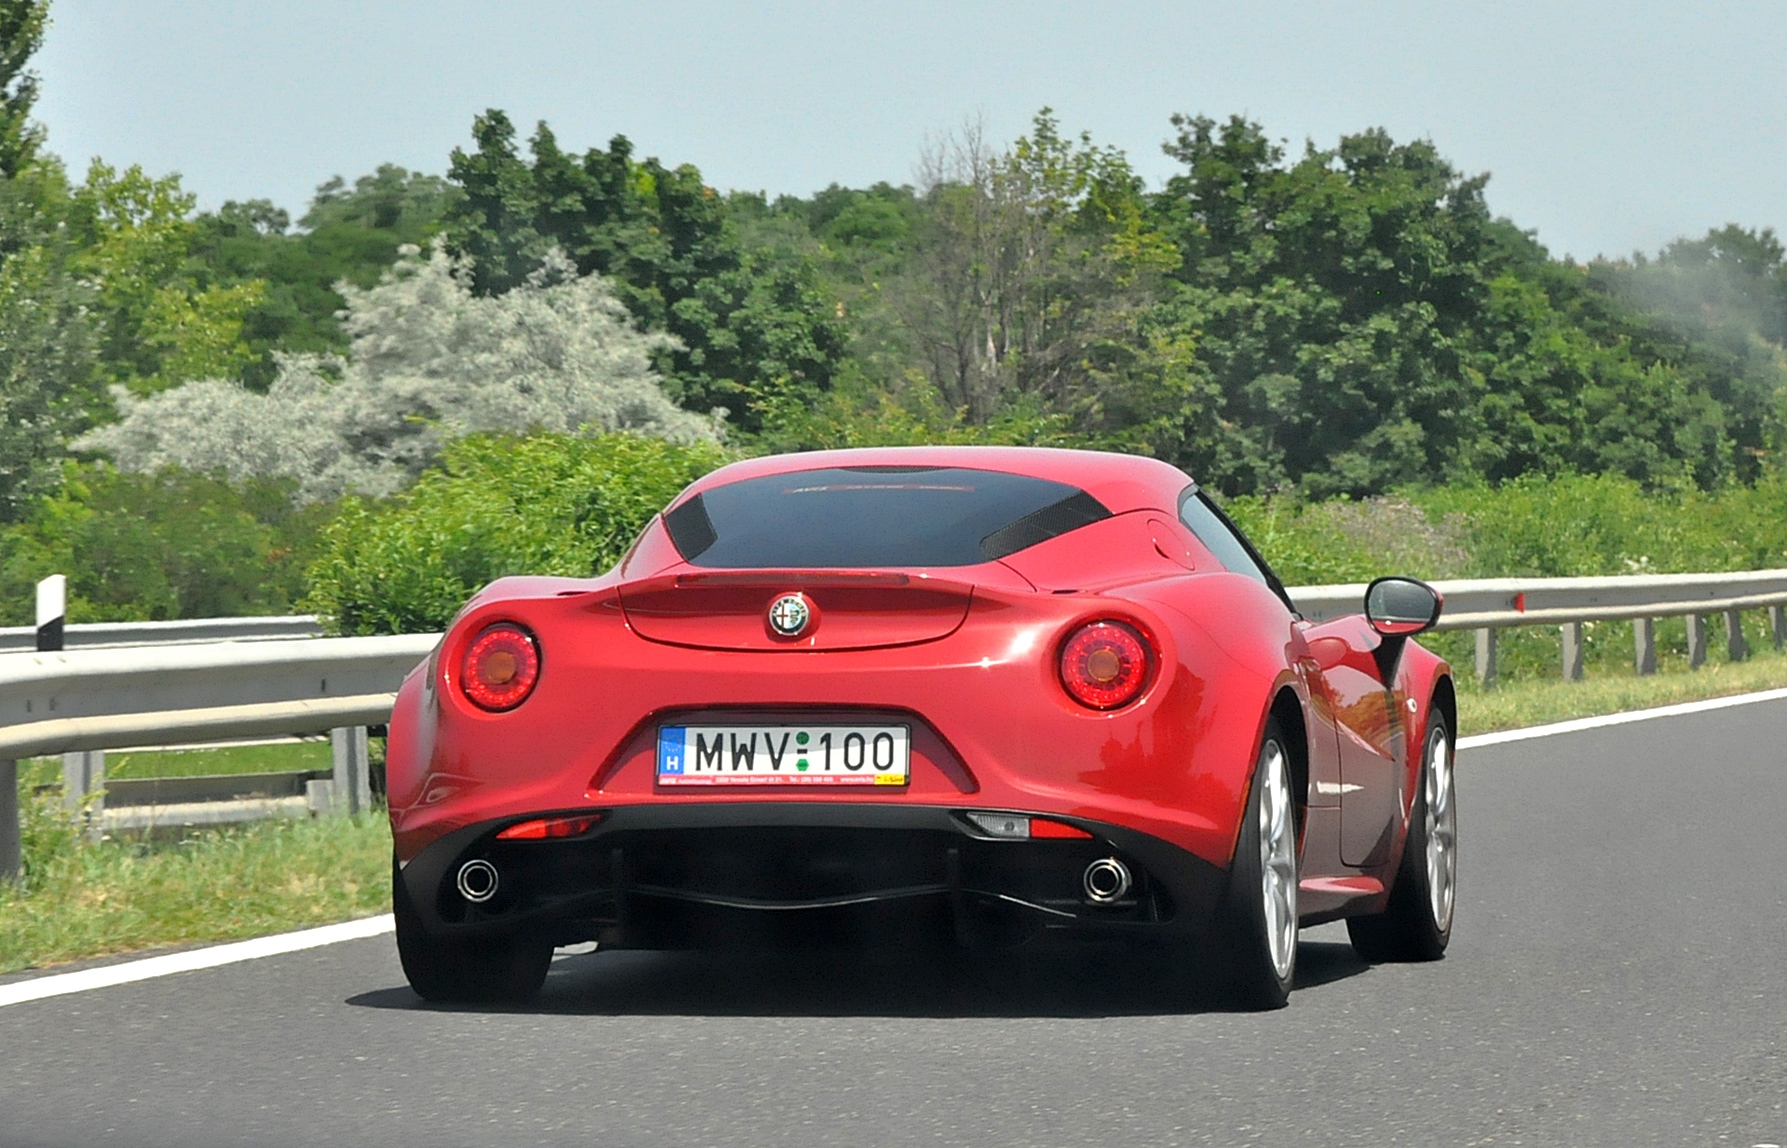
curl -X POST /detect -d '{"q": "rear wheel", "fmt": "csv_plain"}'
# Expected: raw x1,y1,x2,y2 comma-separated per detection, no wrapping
1212,718,1299,1009
393,857,552,1004
1347,713,1455,962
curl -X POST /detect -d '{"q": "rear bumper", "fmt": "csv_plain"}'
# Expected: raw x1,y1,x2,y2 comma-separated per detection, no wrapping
399,802,1231,949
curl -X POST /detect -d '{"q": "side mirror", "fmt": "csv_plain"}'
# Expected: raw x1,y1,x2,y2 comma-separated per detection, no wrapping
1365,576,1442,637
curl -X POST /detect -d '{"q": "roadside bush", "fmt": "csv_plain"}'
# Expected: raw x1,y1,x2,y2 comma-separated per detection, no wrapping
302,431,730,635
0,463,335,624
1221,494,1474,586
1417,471,1787,577
1222,471,1787,589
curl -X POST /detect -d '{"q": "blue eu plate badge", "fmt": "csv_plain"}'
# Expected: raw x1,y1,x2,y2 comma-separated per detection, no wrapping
658,727,688,776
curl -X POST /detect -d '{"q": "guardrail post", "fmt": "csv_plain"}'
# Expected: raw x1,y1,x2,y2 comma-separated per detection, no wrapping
1,759,19,882
1474,628,1497,686
1633,617,1657,676
1773,604,1787,651
1723,609,1748,663
1686,614,1707,669
1561,622,1586,681
61,750,105,835
331,727,371,815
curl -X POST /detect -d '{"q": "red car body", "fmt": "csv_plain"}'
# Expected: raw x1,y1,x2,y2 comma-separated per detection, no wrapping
387,446,1455,1000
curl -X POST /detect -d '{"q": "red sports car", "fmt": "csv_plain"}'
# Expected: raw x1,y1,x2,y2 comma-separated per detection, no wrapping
386,446,1457,1008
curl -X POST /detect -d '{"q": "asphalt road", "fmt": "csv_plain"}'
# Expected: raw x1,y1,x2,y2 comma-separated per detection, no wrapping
3,701,1785,1148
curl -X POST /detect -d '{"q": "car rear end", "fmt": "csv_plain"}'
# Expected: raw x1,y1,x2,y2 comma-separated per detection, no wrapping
387,452,1271,960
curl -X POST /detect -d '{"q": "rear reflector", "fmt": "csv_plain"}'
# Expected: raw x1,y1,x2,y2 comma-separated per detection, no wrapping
1030,818,1094,839
964,812,1093,840
495,814,601,841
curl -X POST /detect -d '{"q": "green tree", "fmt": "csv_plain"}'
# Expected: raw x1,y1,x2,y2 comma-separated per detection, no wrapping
0,0,97,521
895,112,1178,425
1140,115,1774,496
67,161,265,393
189,165,459,387
444,111,847,431
0,0,46,180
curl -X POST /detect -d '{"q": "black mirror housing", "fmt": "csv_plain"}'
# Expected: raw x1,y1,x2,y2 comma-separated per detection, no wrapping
1365,576,1442,637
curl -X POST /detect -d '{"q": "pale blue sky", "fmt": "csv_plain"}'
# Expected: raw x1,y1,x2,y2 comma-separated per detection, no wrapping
35,1,1787,260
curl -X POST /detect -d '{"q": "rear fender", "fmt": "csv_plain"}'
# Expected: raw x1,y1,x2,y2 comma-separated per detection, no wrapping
1394,641,1453,819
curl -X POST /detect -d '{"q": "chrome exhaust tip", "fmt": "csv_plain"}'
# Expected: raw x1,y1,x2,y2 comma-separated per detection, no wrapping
456,858,500,903
1082,857,1131,903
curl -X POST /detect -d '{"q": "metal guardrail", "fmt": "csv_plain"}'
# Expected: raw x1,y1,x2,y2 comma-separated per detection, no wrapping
0,634,435,758
3,568,1787,878
1290,570,1787,683
0,615,324,653
0,633,438,873
1289,569,1787,629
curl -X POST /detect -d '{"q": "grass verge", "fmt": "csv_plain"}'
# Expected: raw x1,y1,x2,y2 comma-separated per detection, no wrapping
4,646,1787,975
0,801,389,976
20,739,330,787
1455,643,1787,733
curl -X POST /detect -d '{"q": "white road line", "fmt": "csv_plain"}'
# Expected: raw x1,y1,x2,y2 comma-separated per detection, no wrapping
4,683,1785,1008
0,914,393,1009
1457,685,1787,750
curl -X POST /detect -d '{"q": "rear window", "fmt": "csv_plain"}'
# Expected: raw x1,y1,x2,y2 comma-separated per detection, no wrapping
664,466,1111,568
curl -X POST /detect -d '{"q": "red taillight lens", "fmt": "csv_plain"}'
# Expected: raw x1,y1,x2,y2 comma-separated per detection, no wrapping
1059,620,1152,710
459,623,541,712
496,813,600,841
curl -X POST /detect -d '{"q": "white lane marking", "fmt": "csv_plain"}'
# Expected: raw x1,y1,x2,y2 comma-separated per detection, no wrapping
1458,686,1787,750
0,914,393,1009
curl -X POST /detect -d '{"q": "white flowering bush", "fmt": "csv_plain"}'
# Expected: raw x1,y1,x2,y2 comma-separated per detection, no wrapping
75,243,720,502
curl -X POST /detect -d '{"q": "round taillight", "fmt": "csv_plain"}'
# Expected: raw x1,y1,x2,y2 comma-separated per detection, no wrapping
459,623,541,712
1059,620,1152,710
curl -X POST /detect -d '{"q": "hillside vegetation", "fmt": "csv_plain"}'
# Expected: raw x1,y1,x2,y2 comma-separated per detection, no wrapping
3,2,1786,669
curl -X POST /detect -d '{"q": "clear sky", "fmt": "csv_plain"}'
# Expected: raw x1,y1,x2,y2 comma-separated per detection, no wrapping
34,0,1787,261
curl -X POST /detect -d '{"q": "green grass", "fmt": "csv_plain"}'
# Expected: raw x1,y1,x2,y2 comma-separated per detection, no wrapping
0,801,390,975
19,740,330,788
5,642,1787,975
1456,642,1787,734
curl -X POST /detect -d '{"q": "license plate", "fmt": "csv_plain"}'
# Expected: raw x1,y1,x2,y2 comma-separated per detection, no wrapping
656,724,910,786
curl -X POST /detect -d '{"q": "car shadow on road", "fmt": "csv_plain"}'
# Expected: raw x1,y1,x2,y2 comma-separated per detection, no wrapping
347,937,1371,1019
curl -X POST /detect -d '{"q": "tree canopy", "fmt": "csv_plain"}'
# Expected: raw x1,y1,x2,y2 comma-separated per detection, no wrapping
4,0,1787,629
444,111,847,431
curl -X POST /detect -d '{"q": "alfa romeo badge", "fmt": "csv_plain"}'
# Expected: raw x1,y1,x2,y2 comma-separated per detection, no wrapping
767,593,812,637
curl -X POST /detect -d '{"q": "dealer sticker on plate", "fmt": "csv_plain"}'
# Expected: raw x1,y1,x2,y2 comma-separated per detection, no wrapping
656,724,910,786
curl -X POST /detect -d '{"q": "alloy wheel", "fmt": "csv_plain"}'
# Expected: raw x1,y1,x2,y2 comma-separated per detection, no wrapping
1257,739,1298,980
1424,732,1457,935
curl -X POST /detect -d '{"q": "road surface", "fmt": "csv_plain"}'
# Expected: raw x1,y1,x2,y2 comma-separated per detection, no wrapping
2,698,1784,1146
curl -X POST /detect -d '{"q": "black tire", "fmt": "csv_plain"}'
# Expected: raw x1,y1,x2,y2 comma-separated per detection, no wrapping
1211,717,1299,1010
1347,712,1455,963
393,857,552,1004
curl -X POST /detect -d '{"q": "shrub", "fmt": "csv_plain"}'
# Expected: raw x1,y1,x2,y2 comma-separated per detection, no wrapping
303,431,730,635
75,244,719,504
1221,494,1473,586
0,463,333,624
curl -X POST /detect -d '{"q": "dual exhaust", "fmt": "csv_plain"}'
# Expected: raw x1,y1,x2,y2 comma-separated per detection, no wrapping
458,851,1131,907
